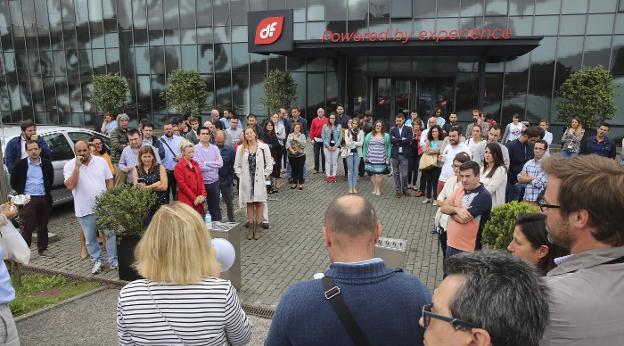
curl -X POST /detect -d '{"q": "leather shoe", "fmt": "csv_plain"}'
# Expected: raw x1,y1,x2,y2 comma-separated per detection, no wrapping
414,191,424,197
395,192,401,198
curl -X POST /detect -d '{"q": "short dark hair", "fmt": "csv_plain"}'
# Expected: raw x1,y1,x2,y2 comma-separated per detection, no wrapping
198,127,211,135
247,113,256,120
453,152,471,164
230,114,239,121
324,196,377,237
21,120,35,132
25,140,40,151
290,106,300,113
448,126,461,136
599,122,610,129
445,251,550,346
459,161,480,176
395,113,405,120
534,139,548,150
523,126,542,139
127,129,140,137
175,118,185,125
512,113,520,120
336,103,344,109
538,119,549,125
490,124,501,132
142,121,154,130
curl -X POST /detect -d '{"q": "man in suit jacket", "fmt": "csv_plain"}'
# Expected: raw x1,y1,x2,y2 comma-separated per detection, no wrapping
10,140,54,257
390,113,414,198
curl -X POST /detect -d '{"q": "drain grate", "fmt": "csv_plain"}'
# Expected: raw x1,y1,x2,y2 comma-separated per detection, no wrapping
242,303,274,319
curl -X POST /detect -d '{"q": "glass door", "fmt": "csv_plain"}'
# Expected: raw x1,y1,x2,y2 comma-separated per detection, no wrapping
394,79,413,118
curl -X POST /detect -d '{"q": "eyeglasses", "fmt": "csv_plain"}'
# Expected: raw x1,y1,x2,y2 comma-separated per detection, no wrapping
421,304,479,331
538,199,560,212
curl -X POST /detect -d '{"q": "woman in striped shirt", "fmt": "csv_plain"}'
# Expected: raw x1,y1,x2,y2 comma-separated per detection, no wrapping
117,202,252,345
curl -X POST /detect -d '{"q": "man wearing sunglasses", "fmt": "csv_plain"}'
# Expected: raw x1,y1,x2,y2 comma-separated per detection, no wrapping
420,251,549,346
539,155,624,346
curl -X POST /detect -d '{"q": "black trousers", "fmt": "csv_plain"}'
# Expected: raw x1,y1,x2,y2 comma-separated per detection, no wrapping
313,141,325,172
19,196,50,252
166,170,178,201
422,167,441,199
289,155,306,184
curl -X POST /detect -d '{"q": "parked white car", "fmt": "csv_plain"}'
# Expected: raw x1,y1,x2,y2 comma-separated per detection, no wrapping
1,126,111,206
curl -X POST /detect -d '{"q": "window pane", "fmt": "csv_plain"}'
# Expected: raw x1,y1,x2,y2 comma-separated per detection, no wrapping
414,0,436,18
232,43,249,70
509,0,535,15
455,73,479,120
533,16,559,36
586,14,615,35
583,36,611,68
437,0,461,17
250,73,266,115
232,73,249,115
179,0,195,29
307,0,324,21
535,0,561,15
589,0,617,13
214,0,229,26
151,75,166,113
150,46,166,74
133,0,147,29
509,16,533,36
611,36,624,75
250,53,266,73
181,45,198,70
559,15,586,35
198,45,214,73
135,46,150,74
561,0,588,14
369,0,390,19
164,46,180,75
137,75,151,117
461,0,484,17
555,36,584,89
214,44,231,73
486,0,508,15
307,73,324,116
231,0,248,26
163,0,179,30
43,133,74,160
215,73,232,109
483,73,503,122
196,0,212,27
391,0,412,18
291,0,306,22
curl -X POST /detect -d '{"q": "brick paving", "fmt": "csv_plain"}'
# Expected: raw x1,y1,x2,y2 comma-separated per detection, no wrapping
25,149,444,310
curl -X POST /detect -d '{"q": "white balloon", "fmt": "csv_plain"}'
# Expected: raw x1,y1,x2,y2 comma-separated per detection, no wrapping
211,238,236,272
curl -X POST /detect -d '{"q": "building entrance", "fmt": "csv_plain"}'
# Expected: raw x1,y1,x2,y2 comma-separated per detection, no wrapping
371,77,454,123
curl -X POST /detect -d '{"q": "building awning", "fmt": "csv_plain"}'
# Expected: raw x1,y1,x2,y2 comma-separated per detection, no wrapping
283,36,543,62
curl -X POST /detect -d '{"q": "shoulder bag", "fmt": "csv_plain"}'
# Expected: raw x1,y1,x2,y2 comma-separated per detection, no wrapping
419,152,439,170
321,276,371,346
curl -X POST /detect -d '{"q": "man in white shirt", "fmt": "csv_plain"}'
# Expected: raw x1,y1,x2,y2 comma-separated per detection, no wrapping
438,128,470,194
473,124,510,168
225,116,243,147
539,119,553,156
64,141,117,274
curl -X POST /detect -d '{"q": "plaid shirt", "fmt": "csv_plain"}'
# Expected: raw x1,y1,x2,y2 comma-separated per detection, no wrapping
518,159,547,202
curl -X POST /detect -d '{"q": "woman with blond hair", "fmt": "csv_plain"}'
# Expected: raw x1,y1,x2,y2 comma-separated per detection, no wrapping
117,203,252,345
174,140,206,215
234,126,273,240
560,117,585,157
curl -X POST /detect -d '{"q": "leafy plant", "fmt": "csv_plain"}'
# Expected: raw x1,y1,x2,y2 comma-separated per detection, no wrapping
161,69,208,116
90,74,129,114
556,65,618,129
261,69,297,113
94,185,157,239
481,201,539,250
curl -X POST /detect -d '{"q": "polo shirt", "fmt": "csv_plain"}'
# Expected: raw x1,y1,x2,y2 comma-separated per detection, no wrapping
63,156,113,218
579,136,617,159
446,184,492,252
24,158,45,196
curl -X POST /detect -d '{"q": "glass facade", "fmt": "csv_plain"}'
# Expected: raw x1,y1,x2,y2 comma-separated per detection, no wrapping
0,0,623,136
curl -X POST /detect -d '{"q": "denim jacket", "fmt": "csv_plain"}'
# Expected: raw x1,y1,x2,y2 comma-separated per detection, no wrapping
322,125,342,149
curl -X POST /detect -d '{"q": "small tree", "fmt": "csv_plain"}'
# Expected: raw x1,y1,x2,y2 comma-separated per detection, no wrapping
94,185,157,239
161,69,208,116
556,65,618,128
481,201,539,250
90,74,129,114
261,69,297,113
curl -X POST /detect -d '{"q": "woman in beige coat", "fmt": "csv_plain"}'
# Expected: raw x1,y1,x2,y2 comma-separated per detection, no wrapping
234,126,273,240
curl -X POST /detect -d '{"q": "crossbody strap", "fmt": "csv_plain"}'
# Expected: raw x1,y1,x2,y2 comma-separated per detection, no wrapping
161,137,178,159
321,277,371,346
146,281,185,344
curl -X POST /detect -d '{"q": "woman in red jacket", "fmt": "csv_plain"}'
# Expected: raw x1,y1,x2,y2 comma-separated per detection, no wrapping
174,140,206,215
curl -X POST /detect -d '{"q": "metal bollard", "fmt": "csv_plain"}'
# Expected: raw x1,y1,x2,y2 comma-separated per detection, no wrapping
375,237,408,269
208,221,242,290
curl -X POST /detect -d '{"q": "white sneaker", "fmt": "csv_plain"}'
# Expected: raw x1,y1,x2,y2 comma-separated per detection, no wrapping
91,261,104,274
422,199,430,204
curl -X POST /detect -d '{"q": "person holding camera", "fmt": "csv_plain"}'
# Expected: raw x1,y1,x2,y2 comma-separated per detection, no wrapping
63,141,117,274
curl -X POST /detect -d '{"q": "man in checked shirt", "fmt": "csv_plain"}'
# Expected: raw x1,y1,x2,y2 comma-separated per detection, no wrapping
517,139,548,205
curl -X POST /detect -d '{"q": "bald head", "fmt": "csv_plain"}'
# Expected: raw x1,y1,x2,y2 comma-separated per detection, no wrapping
324,195,378,237
215,130,226,146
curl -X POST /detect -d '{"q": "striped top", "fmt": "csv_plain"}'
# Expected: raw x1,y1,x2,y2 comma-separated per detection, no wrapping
117,278,252,345
367,137,387,164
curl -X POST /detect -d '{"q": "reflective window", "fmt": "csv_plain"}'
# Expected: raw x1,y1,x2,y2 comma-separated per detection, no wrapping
559,15,586,36
291,0,306,22
43,133,74,161
232,43,250,70
179,0,195,29
106,49,120,73
196,0,212,27
214,44,231,73
413,0,436,18
197,27,213,44
561,0,588,14
391,0,412,18
533,16,559,36
414,19,436,33
307,73,325,116
268,0,284,10
509,0,535,15
586,14,615,35
461,0,484,17
232,26,248,43
437,0,461,17
163,0,180,30
181,29,196,44
535,0,562,15
181,45,198,70
307,0,324,21
150,46,166,74
198,45,214,73
148,0,164,30
135,46,150,74
326,0,347,21
348,0,368,21
612,76,624,125
137,75,151,114
437,18,459,31
231,0,248,26
151,75,166,113
232,73,249,115
290,71,306,110
455,73,479,120
213,0,229,26
250,53,267,73
164,46,181,74
583,36,611,68
306,22,326,40
611,35,624,75
589,0,618,12
268,54,286,70
486,0,508,15
370,0,390,19
215,73,232,109
616,14,624,34
294,23,306,40
484,16,507,28
214,26,230,44
483,73,503,122
555,36,584,88
508,16,533,36
250,73,266,115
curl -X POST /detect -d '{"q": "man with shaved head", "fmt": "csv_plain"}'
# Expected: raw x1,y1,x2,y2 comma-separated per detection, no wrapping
64,141,118,275
267,195,431,346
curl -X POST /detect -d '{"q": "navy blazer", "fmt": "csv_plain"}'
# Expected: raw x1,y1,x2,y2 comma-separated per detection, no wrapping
390,126,413,159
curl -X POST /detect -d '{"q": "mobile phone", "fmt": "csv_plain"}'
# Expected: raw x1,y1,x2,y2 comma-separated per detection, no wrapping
137,178,146,184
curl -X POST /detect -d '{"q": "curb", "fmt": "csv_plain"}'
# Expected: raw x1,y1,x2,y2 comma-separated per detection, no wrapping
14,286,108,323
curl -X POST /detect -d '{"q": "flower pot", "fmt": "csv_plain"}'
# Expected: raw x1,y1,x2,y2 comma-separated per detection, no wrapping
117,235,142,281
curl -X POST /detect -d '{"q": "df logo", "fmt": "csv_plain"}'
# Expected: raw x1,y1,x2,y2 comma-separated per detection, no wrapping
255,16,284,45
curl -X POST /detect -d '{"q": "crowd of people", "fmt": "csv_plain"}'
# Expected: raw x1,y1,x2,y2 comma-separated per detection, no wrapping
0,105,623,345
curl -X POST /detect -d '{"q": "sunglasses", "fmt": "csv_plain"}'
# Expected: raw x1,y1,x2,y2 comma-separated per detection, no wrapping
421,304,479,331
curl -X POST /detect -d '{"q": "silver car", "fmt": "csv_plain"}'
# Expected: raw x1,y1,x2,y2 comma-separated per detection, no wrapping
1,126,111,205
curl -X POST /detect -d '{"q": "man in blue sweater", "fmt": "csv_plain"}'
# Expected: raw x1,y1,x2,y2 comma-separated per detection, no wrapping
266,195,431,346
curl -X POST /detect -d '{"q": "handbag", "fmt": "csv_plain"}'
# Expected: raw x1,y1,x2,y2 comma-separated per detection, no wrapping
419,152,439,170
340,146,349,158
0,215,31,264
114,170,128,187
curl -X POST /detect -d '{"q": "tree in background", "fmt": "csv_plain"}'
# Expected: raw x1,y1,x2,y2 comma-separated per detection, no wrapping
557,65,618,129
161,69,208,116
261,69,297,114
90,74,129,114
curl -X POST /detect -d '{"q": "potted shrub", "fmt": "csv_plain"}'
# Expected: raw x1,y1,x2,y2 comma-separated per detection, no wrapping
94,185,156,281
481,201,539,250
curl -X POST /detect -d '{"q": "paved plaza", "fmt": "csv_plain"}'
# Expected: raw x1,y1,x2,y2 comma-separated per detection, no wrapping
24,152,443,310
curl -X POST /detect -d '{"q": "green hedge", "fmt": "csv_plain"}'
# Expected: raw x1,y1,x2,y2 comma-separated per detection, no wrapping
481,201,539,250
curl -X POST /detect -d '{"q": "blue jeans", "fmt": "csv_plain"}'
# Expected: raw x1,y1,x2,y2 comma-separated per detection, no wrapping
77,214,117,266
346,154,361,188
205,181,222,221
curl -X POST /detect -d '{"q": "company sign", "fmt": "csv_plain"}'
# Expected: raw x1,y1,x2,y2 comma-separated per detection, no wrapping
321,27,514,44
248,10,293,53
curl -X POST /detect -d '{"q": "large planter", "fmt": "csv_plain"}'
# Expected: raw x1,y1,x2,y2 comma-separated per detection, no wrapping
117,236,142,281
